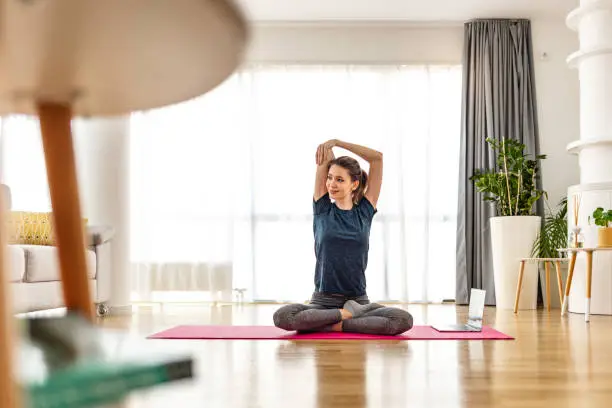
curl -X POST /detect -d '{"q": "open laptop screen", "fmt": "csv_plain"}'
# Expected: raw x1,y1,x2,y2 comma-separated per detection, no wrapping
467,288,486,329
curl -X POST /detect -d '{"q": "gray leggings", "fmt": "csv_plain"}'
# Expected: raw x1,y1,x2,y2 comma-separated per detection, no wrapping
273,292,413,336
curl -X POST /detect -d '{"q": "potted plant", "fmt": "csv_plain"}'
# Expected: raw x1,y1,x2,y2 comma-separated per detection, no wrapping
531,197,568,259
589,207,612,247
531,197,568,308
470,137,547,310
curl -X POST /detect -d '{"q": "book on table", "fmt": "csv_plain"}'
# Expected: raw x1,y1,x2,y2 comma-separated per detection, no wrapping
16,312,194,408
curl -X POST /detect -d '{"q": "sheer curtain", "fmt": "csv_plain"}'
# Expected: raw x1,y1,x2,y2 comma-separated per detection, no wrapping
129,64,462,303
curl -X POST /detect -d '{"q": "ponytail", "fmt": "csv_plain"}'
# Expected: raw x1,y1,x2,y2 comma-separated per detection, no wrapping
353,169,368,204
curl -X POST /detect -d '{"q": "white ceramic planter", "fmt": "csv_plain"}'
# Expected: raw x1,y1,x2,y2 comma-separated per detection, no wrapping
490,216,541,310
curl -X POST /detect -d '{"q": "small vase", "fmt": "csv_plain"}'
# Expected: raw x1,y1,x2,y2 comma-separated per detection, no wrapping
570,226,584,248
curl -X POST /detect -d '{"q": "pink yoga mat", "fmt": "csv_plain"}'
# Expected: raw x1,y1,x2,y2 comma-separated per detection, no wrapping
147,325,513,340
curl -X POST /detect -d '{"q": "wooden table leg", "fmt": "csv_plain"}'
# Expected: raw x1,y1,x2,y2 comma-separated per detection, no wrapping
555,260,564,306
562,252,577,316
37,101,94,320
545,261,551,312
514,260,526,314
0,192,20,408
585,250,593,322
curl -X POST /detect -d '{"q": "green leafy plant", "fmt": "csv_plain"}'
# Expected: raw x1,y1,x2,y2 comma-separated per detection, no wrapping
589,207,612,227
531,197,567,258
470,137,547,216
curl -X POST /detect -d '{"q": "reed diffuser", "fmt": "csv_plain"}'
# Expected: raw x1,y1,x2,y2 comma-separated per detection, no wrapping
570,193,584,248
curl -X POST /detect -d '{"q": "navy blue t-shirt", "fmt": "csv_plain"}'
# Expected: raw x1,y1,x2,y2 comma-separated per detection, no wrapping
312,193,377,296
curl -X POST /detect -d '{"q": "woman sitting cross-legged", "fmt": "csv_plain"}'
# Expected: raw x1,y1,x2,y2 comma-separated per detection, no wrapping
273,139,413,336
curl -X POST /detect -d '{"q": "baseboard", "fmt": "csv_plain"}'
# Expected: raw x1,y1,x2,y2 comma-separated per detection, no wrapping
108,304,133,316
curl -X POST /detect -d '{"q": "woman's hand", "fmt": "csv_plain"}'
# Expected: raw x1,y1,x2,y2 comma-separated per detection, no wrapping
316,139,339,165
315,139,338,166
322,139,339,150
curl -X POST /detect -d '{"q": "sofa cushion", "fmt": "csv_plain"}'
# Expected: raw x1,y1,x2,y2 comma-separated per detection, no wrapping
19,245,96,283
7,212,55,245
8,245,25,282
6,211,89,246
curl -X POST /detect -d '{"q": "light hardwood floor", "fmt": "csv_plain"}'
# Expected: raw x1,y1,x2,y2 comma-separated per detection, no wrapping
98,303,612,408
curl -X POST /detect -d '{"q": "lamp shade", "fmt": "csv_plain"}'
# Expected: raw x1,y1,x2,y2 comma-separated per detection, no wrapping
0,0,248,116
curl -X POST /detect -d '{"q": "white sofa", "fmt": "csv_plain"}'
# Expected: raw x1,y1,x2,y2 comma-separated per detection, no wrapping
2,184,114,315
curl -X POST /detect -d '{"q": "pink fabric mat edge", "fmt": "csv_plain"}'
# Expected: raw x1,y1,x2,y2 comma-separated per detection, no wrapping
147,325,514,340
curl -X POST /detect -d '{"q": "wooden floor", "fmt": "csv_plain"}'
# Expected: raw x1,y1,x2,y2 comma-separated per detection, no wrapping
98,303,612,408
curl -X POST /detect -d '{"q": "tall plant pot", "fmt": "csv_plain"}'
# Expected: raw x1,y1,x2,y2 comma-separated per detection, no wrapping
490,216,541,310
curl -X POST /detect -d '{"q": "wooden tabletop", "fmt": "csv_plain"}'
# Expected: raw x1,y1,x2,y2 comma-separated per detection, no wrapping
520,257,568,262
558,247,612,252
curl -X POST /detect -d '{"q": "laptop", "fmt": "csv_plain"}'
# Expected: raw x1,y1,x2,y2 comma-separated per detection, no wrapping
432,288,486,332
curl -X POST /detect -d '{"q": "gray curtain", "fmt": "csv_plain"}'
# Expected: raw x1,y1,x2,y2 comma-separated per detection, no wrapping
455,19,543,305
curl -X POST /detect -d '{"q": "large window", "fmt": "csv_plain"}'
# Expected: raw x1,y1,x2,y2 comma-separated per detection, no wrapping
0,115,51,212
130,64,462,303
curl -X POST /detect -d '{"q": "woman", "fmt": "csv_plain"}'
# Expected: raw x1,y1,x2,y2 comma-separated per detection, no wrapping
273,139,413,336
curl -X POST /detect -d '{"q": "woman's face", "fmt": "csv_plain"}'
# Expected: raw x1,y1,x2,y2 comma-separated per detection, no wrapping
327,165,358,201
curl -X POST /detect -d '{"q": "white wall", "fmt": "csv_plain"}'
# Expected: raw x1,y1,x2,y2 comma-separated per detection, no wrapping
531,19,580,207
246,20,580,207
247,23,464,64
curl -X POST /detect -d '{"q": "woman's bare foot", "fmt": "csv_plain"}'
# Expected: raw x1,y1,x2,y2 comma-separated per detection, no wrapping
339,308,353,320
331,321,343,332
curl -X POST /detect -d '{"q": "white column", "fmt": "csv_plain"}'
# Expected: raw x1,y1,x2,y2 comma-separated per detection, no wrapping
73,116,132,315
566,0,612,315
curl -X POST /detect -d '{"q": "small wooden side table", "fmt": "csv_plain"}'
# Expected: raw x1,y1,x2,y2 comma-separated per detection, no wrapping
514,258,568,314
558,247,612,322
